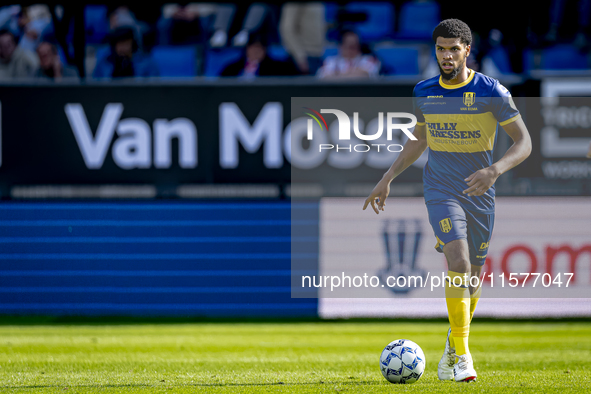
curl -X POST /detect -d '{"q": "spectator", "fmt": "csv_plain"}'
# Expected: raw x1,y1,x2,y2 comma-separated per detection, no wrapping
317,30,379,79
17,4,52,53
157,3,202,45
279,2,326,75
221,33,299,77
108,6,147,50
35,41,78,81
93,27,159,79
0,5,22,38
0,28,38,79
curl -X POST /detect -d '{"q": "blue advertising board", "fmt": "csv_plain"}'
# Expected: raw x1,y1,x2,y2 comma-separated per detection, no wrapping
0,201,318,317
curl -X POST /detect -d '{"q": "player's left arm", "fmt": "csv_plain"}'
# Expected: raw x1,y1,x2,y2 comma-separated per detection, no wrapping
463,117,532,196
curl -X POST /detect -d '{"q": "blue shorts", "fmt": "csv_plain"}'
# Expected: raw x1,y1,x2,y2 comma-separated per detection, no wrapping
426,200,494,266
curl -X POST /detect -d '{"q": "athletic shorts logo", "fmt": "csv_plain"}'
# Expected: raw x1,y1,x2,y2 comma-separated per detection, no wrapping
439,218,452,233
463,92,475,107
479,242,489,250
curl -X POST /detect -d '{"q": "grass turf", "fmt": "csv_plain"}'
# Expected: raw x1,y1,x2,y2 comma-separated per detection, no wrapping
0,320,590,393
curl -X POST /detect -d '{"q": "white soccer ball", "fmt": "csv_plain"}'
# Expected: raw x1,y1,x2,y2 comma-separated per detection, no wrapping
379,339,426,384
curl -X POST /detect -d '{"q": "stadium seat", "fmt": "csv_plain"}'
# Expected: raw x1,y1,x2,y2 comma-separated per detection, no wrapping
325,2,338,24
324,2,340,41
398,1,440,40
344,2,395,42
524,45,590,71
85,5,109,44
151,46,197,77
375,47,420,75
322,47,339,59
267,45,290,61
542,45,589,70
204,48,243,77
95,45,110,62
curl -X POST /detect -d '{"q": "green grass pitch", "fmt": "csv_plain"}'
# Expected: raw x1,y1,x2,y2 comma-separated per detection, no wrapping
0,319,590,393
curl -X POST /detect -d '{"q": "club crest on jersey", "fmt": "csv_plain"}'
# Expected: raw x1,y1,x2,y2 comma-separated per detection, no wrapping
463,92,475,107
439,218,452,233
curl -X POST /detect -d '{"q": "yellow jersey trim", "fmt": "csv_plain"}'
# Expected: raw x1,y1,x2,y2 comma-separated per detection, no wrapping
438,69,475,90
416,121,426,126
499,113,521,126
435,236,445,249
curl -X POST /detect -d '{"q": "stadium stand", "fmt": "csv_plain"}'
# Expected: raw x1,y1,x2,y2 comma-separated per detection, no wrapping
204,47,243,77
267,44,290,61
151,45,197,77
85,5,109,45
375,47,420,76
2,1,591,79
344,2,395,42
398,0,440,40
524,44,590,71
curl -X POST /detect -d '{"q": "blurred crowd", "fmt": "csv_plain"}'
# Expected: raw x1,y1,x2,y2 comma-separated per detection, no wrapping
0,1,590,81
0,5,77,80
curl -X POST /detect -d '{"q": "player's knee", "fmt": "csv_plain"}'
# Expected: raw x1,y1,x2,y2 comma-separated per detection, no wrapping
442,239,470,272
447,258,470,273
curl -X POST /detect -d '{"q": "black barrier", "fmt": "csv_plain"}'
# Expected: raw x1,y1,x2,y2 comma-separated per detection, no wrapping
0,82,412,198
2,80,587,198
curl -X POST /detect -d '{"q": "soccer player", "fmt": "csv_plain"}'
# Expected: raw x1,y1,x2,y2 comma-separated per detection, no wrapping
363,19,532,382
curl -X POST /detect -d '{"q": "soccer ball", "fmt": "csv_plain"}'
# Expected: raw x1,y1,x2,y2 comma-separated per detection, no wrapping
379,339,425,384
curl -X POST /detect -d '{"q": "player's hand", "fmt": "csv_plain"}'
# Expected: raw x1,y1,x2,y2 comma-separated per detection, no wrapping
463,167,500,196
363,177,391,214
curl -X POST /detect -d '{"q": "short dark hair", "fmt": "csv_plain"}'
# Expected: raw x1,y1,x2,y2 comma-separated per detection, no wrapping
109,26,136,45
432,19,472,46
38,33,59,53
247,33,268,48
107,26,138,53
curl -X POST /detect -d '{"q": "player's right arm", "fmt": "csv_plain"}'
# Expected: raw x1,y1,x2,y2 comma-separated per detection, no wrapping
363,123,428,214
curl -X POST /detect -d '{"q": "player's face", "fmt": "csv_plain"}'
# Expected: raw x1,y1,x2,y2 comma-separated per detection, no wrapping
435,37,470,80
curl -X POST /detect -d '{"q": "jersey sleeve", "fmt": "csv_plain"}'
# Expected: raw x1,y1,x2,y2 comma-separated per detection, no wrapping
412,85,426,126
491,81,521,126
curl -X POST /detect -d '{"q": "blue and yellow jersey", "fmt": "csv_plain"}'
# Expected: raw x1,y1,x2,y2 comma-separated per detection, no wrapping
413,69,520,213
